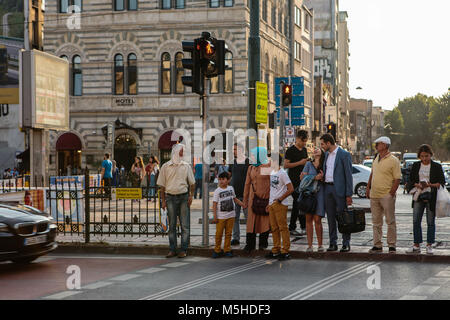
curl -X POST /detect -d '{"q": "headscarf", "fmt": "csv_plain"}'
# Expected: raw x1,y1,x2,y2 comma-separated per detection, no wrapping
171,143,185,165
250,147,269,167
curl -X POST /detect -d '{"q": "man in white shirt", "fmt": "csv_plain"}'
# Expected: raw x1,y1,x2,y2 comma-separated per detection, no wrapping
157,144,195,259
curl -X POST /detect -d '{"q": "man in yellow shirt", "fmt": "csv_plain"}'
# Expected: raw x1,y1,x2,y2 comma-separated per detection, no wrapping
366,137,402,254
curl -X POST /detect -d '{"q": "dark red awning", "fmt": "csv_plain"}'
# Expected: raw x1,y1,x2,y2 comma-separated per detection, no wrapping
158,131,184,150
56,133,82,151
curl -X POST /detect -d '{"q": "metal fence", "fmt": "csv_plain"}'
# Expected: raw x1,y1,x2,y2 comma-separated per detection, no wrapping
0,173,168,242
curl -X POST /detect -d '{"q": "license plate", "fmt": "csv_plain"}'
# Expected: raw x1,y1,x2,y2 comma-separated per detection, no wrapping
24,235,47,246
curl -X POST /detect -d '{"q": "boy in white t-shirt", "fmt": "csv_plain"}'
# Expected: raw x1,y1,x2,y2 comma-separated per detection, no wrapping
266,156,294,261
212,171,244,258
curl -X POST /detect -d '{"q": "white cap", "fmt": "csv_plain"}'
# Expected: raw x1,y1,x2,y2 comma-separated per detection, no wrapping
374,136,391,145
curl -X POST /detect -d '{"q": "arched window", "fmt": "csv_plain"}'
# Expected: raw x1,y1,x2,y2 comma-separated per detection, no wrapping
280,61,284,77
114,54,124,95
273,57,278,76
72,55,82,96
161,53,171,94
224,52,233,93
60,55,69,61
175,52,184,94
127,53,137,95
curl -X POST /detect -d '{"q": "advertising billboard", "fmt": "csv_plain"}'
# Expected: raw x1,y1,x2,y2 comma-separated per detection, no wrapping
21,50,70,130
0,0,24,104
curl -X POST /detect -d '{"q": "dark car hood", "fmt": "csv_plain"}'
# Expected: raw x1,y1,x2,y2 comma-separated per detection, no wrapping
0,205,50,225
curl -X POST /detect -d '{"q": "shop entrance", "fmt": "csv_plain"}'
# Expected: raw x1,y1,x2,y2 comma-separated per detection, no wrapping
56,133,82,176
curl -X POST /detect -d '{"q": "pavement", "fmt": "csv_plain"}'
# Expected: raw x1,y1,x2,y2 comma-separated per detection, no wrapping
2,253,450,300
54,187,450,262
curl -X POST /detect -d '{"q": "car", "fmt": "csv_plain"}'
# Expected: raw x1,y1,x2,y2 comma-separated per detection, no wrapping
0,203,57,264
403,153,418,162
352,164,371,198
445,170,450,191
362,159,373,168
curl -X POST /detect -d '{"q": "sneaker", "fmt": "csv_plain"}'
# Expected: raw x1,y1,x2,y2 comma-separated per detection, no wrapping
317,246,325,253
224,252,234,258
389,247,396,254
290,230,301,236
278,253,291,261
230,239,240,246
426,246,433,255
166,251,177,258
369,246,383,254
212,251,221,259
265,252,280,259
406,246,421,254
306,247,314,253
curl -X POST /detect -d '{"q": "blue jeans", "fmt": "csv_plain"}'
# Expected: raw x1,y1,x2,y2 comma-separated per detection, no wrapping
166,193,190,253
232,197,247,242
194,178,202,199
413,201,435,244
324,184,351,247
148,174,156,197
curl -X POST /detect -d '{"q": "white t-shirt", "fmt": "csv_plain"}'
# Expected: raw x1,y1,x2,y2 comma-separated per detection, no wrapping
269,169,292,206
213,186,236,219
419,163,431,193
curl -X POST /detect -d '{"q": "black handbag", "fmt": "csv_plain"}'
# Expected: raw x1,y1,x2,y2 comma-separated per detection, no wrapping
418,191,432,203
337,207,366,234
297,192,317,214
251,168,269,216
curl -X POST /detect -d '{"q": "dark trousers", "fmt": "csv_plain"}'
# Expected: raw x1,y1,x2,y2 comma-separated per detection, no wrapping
246,231,270,250
324,184,351,247
289,191,306,231
194,178,202,199
103,178,112,200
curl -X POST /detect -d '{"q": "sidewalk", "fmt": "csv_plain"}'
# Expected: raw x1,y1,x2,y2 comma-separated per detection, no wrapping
56,190,450,262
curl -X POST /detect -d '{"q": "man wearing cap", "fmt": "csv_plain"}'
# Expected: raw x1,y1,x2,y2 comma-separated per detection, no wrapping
367,136,402,254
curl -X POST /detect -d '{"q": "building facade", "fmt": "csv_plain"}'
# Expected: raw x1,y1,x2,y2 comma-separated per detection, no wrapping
43,0,314,174
337,10,350,148
371,106,385,141
349,97,373,162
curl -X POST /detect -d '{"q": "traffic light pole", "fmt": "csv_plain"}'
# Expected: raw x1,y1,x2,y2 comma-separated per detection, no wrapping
201,75,210,247
248,0,260,147
279,82,286,156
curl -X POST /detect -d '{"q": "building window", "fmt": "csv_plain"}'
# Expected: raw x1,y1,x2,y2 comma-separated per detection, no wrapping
72,55,82,96
262,0,267,21
161,53,171,94
114,0,124,11
210,77,219,94
305,12,311,32
278,12,283,33
59,0,82,13
175,52,184,94
224,51,233,93
271,5,276,29
294,42,301,61
128,0,137,10
114,54,124,95
162,0,185,9
273,57,277,76
60,55,69,61
127,53,137,95
224,0,234,7
265,73,270,100
209,0,219,7
295,6,301,27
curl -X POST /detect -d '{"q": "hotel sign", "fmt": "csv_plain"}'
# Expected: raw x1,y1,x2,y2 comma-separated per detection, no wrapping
113,97,136,107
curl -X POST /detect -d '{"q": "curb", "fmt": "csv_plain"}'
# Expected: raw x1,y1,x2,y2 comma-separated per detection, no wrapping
54,243,450,263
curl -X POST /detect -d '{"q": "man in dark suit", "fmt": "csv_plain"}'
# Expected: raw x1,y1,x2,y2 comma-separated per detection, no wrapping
320,134,353,252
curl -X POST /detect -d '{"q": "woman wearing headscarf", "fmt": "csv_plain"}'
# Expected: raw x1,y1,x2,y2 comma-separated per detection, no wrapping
243,147,271,253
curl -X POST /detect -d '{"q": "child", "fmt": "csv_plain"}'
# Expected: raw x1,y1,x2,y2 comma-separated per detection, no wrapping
212,171,244,258
266,155,294,261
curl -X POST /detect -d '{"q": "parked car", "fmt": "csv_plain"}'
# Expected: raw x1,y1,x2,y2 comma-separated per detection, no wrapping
352,164,371,198
445,170,450,191
362,159,373,168
0,203,57,264
403,153,418,162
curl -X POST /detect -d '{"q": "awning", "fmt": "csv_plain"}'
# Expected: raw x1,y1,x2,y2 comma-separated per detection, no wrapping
56,133,82,151
158,130,184,150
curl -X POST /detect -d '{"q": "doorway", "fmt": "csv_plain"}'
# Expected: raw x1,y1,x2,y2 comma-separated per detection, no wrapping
114,134,137,172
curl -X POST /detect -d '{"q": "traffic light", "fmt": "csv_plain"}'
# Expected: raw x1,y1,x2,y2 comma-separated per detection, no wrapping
282,84,292,106
182,39,203,95
327,122,336,140
197,33,226,78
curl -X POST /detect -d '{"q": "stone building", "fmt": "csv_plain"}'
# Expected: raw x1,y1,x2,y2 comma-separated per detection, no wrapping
43,0,314,174
371,106,385,141
349,97,373,162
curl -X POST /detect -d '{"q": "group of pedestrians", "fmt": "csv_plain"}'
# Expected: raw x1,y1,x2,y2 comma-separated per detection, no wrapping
154,133,447,260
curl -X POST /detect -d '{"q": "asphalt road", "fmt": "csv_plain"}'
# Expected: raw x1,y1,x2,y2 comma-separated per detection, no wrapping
1,253,450,300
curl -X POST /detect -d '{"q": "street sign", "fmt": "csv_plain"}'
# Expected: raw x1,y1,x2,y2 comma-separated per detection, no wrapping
285,127,295,143
255,81,268,124
276,107,305,126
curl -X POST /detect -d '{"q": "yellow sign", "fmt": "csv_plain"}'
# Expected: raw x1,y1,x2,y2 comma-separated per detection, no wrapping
255,81,268,124
116,188,142,200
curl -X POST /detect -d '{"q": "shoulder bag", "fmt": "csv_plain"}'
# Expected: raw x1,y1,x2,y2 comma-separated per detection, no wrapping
251,167,269,216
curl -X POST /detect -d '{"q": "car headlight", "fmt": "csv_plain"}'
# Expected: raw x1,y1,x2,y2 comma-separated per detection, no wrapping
49,223,57,229
0,223,10,233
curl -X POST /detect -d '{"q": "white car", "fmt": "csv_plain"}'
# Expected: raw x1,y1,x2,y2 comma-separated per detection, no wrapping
362,159,373,168
352,164,371,198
